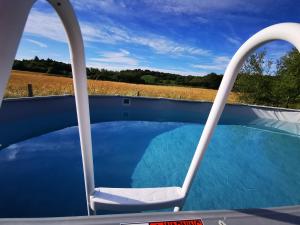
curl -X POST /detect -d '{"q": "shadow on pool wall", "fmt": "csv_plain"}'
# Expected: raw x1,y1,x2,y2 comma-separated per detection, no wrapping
0,95,299,150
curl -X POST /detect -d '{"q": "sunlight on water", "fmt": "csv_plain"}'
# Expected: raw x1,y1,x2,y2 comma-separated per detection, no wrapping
0,121,299,217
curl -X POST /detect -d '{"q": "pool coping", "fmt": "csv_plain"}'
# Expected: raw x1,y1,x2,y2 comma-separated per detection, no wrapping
3,94,300,112
0,205,299,224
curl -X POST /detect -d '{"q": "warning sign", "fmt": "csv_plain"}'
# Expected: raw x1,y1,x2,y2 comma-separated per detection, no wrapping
122,219,203,225
149,219,203,225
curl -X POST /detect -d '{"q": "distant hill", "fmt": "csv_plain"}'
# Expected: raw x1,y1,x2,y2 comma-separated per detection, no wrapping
13,56,223,89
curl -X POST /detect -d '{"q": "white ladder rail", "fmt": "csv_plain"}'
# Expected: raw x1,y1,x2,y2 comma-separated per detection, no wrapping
179,22,300,211
47,0,95,215
0,0,95,215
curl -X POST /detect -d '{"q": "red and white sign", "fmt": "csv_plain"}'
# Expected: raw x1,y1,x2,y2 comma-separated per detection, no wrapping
122,219,204,225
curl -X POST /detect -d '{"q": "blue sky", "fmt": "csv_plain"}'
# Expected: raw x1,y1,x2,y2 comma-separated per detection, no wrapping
16,0,300,76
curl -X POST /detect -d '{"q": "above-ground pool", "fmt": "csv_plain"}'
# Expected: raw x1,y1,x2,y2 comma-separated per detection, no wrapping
0,96,299,218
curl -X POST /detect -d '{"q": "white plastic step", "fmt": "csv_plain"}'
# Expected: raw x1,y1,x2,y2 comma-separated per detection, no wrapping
90,186,184,211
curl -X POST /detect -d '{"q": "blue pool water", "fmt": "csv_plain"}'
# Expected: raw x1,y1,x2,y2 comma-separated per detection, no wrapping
0,120,300,217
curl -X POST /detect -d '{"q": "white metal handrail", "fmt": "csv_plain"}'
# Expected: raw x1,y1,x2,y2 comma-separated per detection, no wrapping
0,0,94,215
178,22,300,211
1,0,300,216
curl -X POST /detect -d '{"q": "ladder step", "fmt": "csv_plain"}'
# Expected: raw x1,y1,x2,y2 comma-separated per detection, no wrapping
90,187,184,212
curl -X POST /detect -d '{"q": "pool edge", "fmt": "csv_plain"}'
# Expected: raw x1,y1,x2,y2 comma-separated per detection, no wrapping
0,205,299,224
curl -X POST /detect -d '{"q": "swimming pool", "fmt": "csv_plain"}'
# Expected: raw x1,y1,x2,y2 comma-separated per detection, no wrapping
0,114,300,217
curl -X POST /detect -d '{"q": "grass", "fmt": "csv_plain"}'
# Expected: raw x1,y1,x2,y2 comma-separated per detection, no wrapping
4,70,239,103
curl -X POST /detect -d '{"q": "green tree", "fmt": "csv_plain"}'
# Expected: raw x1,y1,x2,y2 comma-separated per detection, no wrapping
274,48,300,108
141,75,157,84
236,50,275,105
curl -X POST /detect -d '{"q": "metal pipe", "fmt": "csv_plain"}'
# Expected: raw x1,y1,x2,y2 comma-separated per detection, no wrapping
179,23,300,211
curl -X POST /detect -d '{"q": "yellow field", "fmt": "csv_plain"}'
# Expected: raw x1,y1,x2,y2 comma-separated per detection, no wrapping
5,70,239,103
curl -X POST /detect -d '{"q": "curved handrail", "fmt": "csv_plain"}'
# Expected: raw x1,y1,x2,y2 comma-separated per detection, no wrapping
47,0,95,216
0,0,94,215
178,23,300,211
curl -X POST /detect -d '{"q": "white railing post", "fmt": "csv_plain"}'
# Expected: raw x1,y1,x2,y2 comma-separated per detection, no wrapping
47,0,95,215
178,23,300,211
0,0,95,215
0,0,36,107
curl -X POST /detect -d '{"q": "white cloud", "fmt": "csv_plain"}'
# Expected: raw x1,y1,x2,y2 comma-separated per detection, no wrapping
24,10,67,42
193,65,223,71
131,36,210,56
194,16,209,24
71,0,128,14
24,9,114,44
215,56,231,64
24,9,210,56
142,67,206,76
87,60,205,76
140,0,264,15
26,38,48,48
90,50,139,66
71,0,259,15
192,56,231,72
87,50,205,75
225,36,241,46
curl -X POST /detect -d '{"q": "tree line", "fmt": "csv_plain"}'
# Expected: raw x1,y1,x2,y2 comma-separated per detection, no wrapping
13,48,300,109
13,57,223,89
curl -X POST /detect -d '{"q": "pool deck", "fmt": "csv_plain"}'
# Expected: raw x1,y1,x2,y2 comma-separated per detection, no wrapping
1,205,299,225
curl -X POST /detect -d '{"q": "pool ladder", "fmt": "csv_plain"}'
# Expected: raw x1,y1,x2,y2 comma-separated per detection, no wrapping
1,0,300,215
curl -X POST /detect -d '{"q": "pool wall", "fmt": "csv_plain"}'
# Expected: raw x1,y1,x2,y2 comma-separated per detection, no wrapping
0,95,299,149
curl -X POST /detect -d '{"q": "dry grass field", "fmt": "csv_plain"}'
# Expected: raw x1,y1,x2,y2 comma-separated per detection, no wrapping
5,70,239,103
